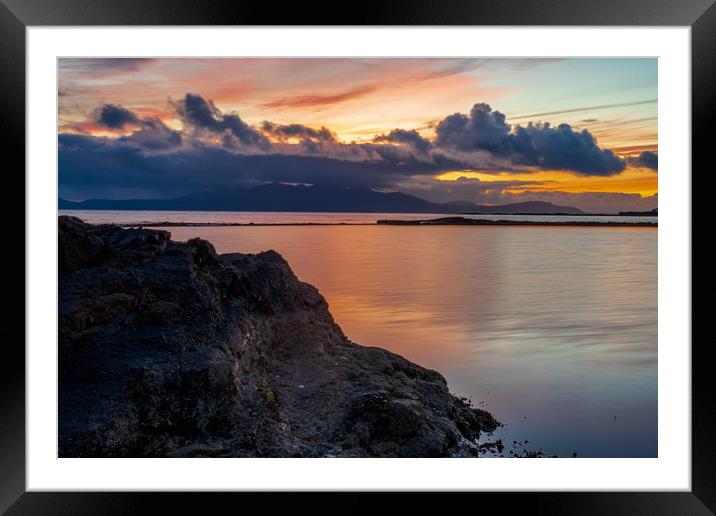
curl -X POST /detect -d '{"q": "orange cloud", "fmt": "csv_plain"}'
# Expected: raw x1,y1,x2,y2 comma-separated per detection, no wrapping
261,85,377,110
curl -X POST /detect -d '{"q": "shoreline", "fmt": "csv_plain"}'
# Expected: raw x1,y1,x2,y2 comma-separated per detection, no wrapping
106,218,657,228
124,221,372,227
59,216,502,458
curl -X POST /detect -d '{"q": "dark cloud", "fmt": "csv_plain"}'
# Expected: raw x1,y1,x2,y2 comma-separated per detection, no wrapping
434,103,625,175
512,122,625,174
260,121,338,143
93,104,141,129
374,129,433,153
71,97,627,177
58,128,656,212
435,103,513,155
172,94,269,149
117,119,183,150
88,103,182,150
628,150,658,171
58,133,444,200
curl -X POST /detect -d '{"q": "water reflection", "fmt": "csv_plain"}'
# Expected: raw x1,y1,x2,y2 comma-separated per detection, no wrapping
160,224,658,457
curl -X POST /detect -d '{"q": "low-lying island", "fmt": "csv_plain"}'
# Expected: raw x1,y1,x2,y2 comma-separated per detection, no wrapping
377,216,657,227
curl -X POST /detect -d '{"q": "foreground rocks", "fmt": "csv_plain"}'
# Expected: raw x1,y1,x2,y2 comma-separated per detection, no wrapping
58,216,499,457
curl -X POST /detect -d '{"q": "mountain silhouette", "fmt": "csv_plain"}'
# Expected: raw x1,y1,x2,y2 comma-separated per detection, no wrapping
59,183,584,214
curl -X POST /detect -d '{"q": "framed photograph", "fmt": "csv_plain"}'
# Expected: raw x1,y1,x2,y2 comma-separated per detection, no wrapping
4,0,710,512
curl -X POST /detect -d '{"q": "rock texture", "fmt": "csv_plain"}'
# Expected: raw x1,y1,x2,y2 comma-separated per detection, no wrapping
58,216,498,457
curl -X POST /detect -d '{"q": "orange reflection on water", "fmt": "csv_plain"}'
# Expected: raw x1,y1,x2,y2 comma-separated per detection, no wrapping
163,224,657,457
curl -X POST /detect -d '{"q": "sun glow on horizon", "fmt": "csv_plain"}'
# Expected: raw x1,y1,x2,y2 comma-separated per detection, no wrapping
435,168,658,197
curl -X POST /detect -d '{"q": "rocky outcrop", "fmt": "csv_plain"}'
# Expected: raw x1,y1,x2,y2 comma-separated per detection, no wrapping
58,216,498,457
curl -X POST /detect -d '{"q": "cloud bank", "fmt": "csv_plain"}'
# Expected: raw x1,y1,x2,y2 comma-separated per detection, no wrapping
59,94,656,212
435,103,625,175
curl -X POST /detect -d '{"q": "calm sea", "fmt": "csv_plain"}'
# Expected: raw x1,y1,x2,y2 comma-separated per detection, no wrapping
61,210,658,457
58,209,658,225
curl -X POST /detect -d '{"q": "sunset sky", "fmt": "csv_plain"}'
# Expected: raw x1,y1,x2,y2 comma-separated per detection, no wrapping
58,58,657,212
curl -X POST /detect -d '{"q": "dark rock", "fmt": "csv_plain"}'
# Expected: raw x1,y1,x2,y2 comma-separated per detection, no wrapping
58,216,107,273
58,216,499,458
388,399,423,436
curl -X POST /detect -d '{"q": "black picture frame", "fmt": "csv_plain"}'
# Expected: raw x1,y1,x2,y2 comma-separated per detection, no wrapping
2,0,710,513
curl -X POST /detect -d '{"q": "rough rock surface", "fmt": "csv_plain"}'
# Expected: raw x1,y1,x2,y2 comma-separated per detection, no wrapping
58,216,499,457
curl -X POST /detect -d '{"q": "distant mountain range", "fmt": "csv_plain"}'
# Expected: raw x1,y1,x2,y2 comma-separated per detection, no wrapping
59,183,584,215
